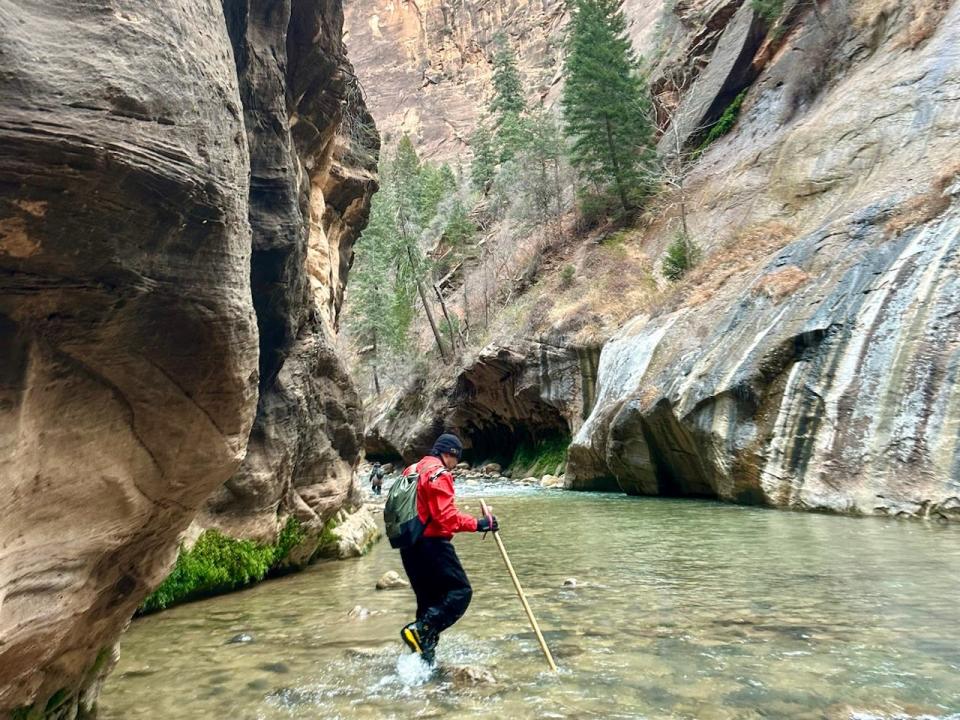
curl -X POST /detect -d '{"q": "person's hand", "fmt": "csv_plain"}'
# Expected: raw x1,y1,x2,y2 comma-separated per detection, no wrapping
476,515,499,532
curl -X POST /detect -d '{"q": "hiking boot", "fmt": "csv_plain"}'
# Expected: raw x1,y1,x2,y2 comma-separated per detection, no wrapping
401,621,438,664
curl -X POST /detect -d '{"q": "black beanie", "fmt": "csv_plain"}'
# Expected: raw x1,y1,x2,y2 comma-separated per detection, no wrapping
431,433,463,460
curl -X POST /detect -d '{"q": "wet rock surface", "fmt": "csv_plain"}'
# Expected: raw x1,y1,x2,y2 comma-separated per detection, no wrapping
375,571,409,590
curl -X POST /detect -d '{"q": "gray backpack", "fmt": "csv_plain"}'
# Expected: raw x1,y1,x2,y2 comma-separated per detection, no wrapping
384,465,443,549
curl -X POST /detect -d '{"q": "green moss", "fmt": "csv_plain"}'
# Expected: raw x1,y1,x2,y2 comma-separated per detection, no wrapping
751,0,784,22
139,518,305,614
311,517,342,560
273,516,307,564
509,435,570,477
11,706,37,720
696,90,747,154
89,647,111,676
43,689,69,715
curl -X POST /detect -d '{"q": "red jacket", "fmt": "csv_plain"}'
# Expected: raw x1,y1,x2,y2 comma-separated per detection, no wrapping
406,456,478,538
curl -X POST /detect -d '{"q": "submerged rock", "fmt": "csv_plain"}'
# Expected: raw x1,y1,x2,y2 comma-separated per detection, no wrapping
346,605,377,621
228,633,254,645
445,665,497,687
376,571,409,590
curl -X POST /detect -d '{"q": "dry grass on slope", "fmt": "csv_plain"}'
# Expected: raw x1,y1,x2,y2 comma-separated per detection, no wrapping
539,228,659,344
885,162,960,236
651,220,798,315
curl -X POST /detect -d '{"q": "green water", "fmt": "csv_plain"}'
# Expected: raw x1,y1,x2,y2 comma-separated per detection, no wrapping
99,489,960,719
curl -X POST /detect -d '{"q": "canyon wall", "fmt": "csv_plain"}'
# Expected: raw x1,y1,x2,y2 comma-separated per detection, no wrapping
356,0,960,519
0,0,376,716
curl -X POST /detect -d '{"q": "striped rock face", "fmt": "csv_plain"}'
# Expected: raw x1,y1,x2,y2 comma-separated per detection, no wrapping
565,3,960,520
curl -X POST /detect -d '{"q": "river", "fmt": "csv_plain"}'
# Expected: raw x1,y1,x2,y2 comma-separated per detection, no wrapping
99,485,960,719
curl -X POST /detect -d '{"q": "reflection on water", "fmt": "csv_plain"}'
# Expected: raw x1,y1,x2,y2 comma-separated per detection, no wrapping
99,490,960,719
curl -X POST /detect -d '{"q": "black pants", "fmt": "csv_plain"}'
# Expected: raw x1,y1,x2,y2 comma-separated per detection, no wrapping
400,537,472,633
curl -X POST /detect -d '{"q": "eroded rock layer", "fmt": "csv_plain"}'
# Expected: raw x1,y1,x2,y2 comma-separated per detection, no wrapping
367,336,600,463
198,0,379,553
0,0,376,715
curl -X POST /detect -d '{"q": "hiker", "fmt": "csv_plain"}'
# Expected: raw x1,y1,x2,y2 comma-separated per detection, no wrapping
396,433,498,664
369,461,384,496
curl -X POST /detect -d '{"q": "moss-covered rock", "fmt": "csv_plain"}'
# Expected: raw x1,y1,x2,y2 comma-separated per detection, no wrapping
139,518,305,614
509,435,569,478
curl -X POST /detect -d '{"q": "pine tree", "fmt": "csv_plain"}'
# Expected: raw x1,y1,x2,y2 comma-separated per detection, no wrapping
488,35,527,162
521,107,566,227
561,0,656,214
470,120,497,192
489,34,525,119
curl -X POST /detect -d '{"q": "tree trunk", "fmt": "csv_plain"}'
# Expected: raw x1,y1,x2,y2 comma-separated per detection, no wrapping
433,282,459,352
671,121,690,250
407,244,449,362
604,116,630,213
371,333,382,396
462,272,470,336
553,156,563,240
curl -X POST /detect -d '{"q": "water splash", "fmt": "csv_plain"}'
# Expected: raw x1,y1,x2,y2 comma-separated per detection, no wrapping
394,653,435,686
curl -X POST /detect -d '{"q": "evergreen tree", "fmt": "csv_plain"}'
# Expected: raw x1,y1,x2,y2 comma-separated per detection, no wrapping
488,35,527,162
521,107,566,225
489,34,525,119
470,119,498,192
561,0,656,214
419,163,457,225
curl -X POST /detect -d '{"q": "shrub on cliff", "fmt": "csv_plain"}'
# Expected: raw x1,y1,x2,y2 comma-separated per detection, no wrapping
662,232,700,281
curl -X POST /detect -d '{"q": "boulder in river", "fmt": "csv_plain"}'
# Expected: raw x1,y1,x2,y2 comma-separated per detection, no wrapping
540,474,565,488
445,665,497,687
317,506,382,560
375,570,409,590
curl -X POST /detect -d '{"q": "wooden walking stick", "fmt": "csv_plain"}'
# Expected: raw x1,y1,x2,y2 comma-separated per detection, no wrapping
479,499,558,672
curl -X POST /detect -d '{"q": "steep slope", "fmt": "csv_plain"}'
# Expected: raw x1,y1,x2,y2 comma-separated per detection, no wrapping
567,0,960,520
0,0,376,716
354,0,960,520
343,0,664,161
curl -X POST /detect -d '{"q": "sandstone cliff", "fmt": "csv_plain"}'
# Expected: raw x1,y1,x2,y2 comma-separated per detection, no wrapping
357,0,960,520
0,0,375,716
197,0,380,557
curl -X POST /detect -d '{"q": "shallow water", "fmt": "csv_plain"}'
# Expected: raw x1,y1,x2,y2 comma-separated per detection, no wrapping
99,487,960,719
